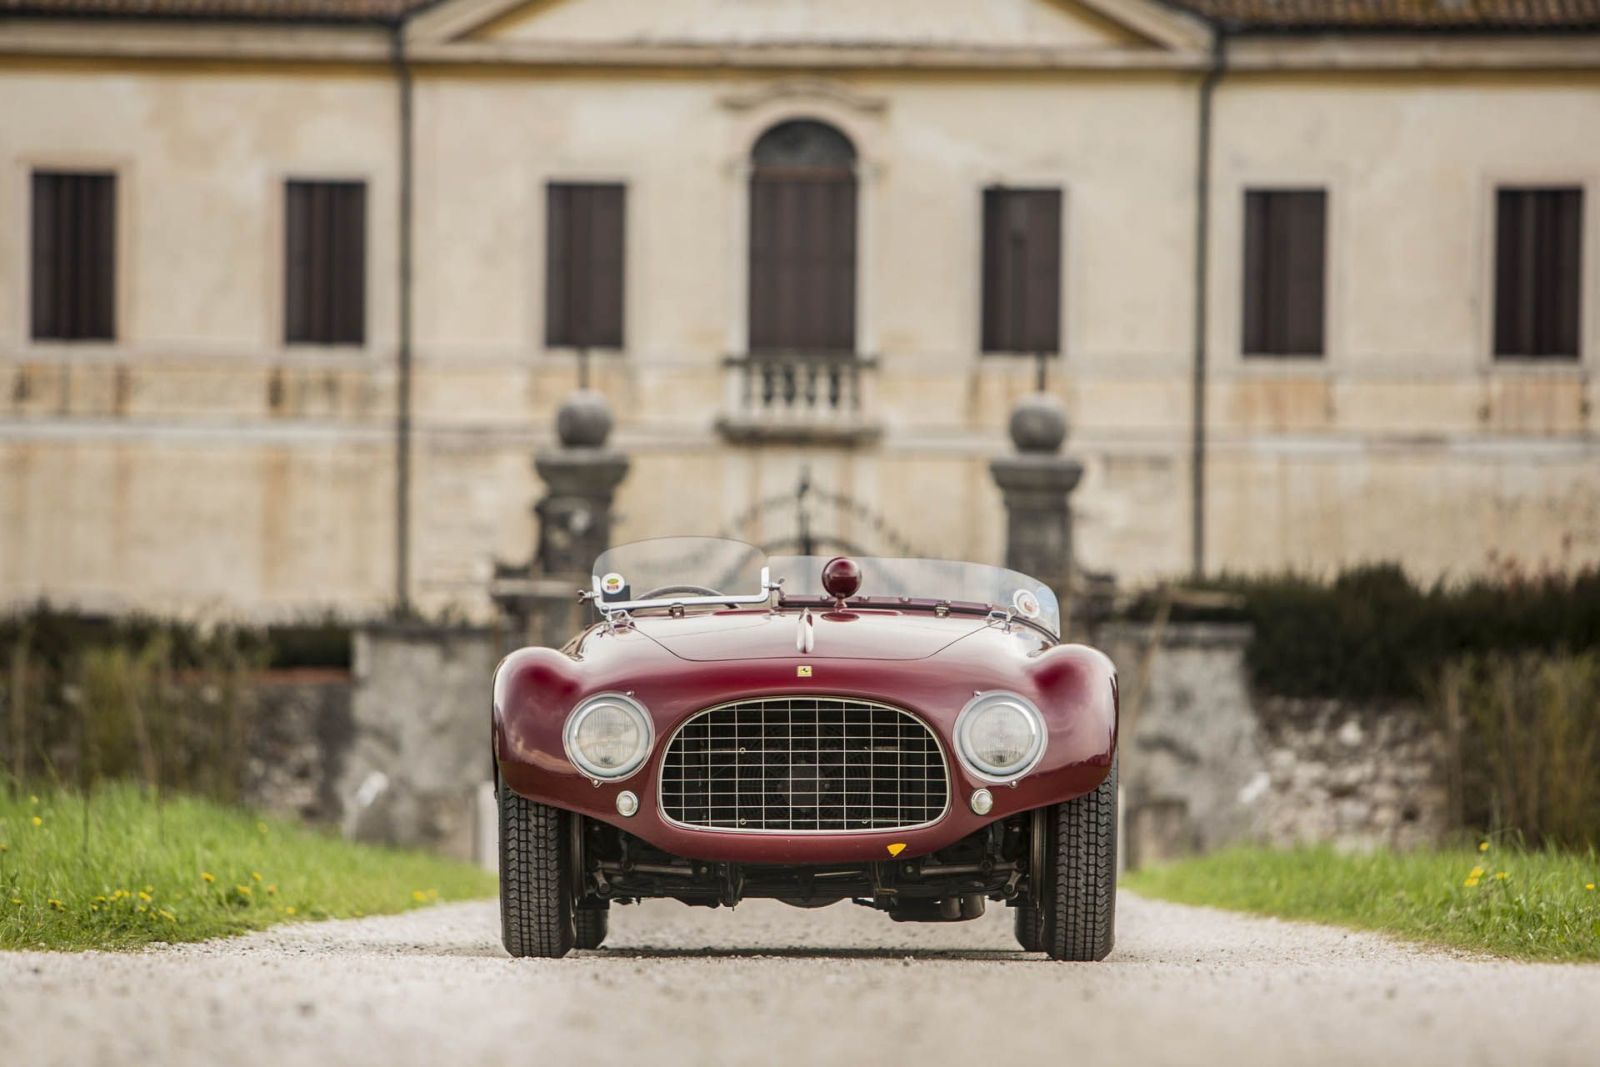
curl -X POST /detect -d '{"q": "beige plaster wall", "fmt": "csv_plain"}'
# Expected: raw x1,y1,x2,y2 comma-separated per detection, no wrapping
0,52,1597,619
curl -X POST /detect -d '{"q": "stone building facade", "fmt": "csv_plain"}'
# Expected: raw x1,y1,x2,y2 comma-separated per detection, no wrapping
1,0,1597,619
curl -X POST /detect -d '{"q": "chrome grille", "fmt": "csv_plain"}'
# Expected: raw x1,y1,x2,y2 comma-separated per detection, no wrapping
660,697,949,832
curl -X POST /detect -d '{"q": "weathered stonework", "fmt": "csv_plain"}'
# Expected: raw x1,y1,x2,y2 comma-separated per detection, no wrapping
1103,622,1452,866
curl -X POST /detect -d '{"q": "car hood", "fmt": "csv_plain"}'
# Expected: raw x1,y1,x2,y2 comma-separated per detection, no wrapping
625,608,997,662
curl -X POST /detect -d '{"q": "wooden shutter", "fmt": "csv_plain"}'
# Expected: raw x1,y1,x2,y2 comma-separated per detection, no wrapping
545,183,626,349
285,180,366,345
1242,189,1326,357
748,169,857,354
31,171,116,341
981,188,1062,354
1494,188,1582,359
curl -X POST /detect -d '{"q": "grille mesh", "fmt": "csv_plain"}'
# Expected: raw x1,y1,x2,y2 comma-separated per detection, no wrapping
660,697,949,832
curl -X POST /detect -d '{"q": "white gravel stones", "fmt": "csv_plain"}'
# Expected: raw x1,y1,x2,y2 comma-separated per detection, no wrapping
2,893,1597,1067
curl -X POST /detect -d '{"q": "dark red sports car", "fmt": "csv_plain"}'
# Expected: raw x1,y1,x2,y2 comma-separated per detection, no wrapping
492,537,1118,960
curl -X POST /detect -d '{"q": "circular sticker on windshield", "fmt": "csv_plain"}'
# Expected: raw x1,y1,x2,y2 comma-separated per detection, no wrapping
600,572,626,597
1012,589,1042,619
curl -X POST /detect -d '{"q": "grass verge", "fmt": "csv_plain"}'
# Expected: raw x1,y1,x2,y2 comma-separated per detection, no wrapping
1,782,497,951
1124,843,1600,962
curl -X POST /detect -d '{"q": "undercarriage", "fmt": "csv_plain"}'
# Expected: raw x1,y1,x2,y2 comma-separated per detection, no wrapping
574,812,1040,923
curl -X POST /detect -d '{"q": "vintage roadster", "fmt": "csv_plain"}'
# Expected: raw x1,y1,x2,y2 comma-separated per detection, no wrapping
492,537,1118,960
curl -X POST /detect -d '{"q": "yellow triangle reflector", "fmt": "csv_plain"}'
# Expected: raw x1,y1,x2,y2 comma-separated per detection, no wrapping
886,842,907,857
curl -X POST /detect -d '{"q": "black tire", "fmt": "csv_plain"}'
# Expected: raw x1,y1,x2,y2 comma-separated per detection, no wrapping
498,773,575,959
1038,759,1117,962
574,906,609,950
1013,903,1043,952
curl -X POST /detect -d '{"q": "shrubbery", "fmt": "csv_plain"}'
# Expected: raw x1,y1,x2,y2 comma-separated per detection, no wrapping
1130,562,1600,848
1131,562,1600,703
0,604,353,797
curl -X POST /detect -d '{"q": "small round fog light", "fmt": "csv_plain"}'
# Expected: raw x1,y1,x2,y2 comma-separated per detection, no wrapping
615,790,639,817
969,788,994,816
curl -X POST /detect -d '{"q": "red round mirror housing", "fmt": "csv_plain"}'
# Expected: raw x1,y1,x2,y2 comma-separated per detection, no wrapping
821,556,862,602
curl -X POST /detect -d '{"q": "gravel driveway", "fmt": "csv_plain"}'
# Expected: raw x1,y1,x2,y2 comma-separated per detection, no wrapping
3,892,1597,1066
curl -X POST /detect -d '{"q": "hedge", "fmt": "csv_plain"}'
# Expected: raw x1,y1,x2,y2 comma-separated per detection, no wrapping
1129,563,1600,703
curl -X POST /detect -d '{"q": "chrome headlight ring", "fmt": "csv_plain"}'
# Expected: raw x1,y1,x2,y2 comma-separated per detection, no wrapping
562,692,654,781
953,691,1047,784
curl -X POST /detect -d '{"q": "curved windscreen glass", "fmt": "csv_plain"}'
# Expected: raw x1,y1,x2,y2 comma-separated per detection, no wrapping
769,555,1060,636
591,537,766,605
590,538,1061,636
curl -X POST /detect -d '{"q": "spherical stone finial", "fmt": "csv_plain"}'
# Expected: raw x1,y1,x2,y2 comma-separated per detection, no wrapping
821,556,862,602
1008,393,1067,454
556,388,614,449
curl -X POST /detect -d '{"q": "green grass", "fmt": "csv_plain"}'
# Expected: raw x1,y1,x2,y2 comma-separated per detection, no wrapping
1125,843,1600,962
0,782,497,951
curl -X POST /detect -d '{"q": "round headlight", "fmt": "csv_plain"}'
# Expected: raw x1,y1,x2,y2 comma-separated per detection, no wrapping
564,694,653,781
955,692,1045,782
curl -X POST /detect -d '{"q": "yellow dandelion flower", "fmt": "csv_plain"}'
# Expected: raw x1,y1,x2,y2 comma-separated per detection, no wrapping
1586,883,1596,891
411,890,427,903
92,895,106,904
1495,871,1509,881
1464,877,1480,888
1478,841,1490,852
251,871,262,882
31,816,42,828
200,872,215,883
235,885,252,897
47,898,64,911
285,906,297,916
1470,866,1484,878
138,891,153,903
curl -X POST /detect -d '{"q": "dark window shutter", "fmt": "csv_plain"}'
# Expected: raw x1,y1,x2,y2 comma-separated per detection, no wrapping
31,171,115,341
285,180,366,346
1242,189,1326,357
748,171,858,353
746,120,857,354
545,183,626,349
981,188,1062,354
1494,188,1582,359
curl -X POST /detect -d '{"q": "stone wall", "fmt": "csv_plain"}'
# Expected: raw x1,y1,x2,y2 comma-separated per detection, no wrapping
1101,622,1451,867
242,670,354,826
336,624,501,863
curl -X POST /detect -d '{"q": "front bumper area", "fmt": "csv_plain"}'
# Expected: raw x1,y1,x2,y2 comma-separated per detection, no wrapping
495,650,1116,865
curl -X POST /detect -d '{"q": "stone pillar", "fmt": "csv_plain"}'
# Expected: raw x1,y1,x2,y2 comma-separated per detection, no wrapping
989,393,1083,589
492,389,630,650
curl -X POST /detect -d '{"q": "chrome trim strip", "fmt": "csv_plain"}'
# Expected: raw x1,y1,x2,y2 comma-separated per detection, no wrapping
655,695,952,836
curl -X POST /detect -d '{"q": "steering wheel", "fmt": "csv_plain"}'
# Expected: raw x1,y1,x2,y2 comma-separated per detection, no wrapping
638,584,727,600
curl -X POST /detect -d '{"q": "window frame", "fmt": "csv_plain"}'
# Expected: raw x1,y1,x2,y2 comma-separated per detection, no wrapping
1490,184,1584,363
28,168,120,345
1240,187,1328,360
544,180,628,353
979,185,1064,358
282,177,369,349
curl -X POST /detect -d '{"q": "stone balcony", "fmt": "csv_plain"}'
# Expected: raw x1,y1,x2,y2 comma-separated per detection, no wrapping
714,352,882,445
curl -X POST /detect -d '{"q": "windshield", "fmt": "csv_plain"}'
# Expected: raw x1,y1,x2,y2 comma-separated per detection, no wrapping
770,555,1060,636
590,537,1061,636
591,537,768,607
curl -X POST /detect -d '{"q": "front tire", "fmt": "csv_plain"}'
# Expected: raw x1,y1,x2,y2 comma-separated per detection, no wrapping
1013,903,1043,952
498,772,575,959
1038,759,1117,961
574,906,609,950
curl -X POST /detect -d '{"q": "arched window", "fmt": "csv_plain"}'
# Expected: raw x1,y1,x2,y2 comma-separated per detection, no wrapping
748,119,857,354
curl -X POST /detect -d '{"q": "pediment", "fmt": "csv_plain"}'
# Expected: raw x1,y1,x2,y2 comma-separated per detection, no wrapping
409,0,1209,55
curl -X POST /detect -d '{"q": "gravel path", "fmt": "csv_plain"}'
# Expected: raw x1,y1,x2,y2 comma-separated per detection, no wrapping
3,892,1597,1066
